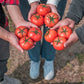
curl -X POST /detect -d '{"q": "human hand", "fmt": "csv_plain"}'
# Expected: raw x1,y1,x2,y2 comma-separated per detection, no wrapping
28,2,39,21
16,20,38,29
51,18,75,30
47,4,60,19
64,31,79,48
8,32,24,53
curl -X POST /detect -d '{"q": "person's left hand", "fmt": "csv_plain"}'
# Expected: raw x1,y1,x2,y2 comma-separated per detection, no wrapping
47,4,60,19
64,31,79,48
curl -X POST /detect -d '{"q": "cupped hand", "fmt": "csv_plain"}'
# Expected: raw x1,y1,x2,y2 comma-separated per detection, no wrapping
8,32,24,53
51,18,75,30
64,31,79,48
28,2,39,21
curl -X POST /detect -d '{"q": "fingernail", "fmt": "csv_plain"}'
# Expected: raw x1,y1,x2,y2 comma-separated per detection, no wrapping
64,43,66,47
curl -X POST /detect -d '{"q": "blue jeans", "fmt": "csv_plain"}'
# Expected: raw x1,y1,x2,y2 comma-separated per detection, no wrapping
19,0,67,62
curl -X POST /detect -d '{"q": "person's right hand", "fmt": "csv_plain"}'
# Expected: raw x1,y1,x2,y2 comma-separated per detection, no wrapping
16,20,38,29
8,32,24,53
64,31,79,48
28,2,39,21
51,18,75,30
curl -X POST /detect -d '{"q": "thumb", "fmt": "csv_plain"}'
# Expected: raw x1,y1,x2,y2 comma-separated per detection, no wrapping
69,23,75,29
28,12,32,21
51,22,60,29
64,40,70,48
15,44,24,53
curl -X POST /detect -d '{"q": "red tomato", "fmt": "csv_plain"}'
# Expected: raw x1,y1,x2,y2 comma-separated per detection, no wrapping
37,4,51,16
15,26,28,38
44,12,59,27
31,14,44,27
28,27,42,42
53,37,66,50
44,29,57,42
58,26,72,39
19,37,33,50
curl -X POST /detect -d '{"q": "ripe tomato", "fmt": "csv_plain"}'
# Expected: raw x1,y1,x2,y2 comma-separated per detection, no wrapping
53,37,66,50
31,14,44,27
28,27,42,42
15,26,28,38
37,4,51,16
19,37,33,50
44,12,59,28
44,29,57,42
58,26,72,39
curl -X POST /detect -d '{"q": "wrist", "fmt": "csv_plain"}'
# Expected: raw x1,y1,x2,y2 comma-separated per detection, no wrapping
15,19,26,28
66,18,75,24
7,32,12,42
30,2,39,7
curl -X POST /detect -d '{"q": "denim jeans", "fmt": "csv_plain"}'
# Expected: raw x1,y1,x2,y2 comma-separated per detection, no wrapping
19,0,67,62
0,26,9,82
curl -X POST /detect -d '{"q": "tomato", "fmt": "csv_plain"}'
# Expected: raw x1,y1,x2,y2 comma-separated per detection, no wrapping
44,29,57,42
44,12,59,28
37,4,51,16
31,14,44,27
28,27,42,42
58,26,72,39
15,26,28,38
19,37,33,50
53,37,66,50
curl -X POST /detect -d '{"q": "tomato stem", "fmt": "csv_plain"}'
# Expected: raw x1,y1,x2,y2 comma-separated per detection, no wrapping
31,28,40,34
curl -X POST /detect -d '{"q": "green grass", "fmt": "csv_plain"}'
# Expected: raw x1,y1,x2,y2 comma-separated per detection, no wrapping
76,53,84,65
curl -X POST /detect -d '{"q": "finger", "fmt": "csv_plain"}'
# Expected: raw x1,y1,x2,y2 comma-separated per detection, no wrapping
15,45,24,53
28,12,32,21
64,35,73,48
51,42,53,45
30,23,38,28
56,12,60,19
34,42,36,45
68,23,75,29
50,22,60,29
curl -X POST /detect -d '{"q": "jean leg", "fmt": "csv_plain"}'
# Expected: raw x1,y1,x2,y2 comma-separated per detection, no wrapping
19,0,41,62
0,59,8,82
57,0,67,19
41,0,67,61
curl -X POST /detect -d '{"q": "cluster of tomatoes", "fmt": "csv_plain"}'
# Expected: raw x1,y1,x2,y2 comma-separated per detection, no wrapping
45,26,72,50
15,26,42,50
15,4,72,51
31,4,59,27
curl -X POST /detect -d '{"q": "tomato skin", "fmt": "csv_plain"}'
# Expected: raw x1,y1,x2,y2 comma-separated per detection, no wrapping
28,27,42,42
58,26,72,39
53,37,66,50
37,4,51,16
15,26,28,38
44,12,59,28
19,37,33,50
44,29,57,42
31,14,44,27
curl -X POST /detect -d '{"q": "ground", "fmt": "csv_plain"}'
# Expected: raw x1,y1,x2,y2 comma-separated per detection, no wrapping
3,0,84,84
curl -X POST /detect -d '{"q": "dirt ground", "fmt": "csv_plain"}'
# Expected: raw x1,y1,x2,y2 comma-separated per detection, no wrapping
4,0,84,84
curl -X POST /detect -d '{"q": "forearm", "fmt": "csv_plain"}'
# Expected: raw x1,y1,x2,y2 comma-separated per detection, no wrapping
75,24,84,44
6,5,25,27
66,0,84,24
0,26,10,42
